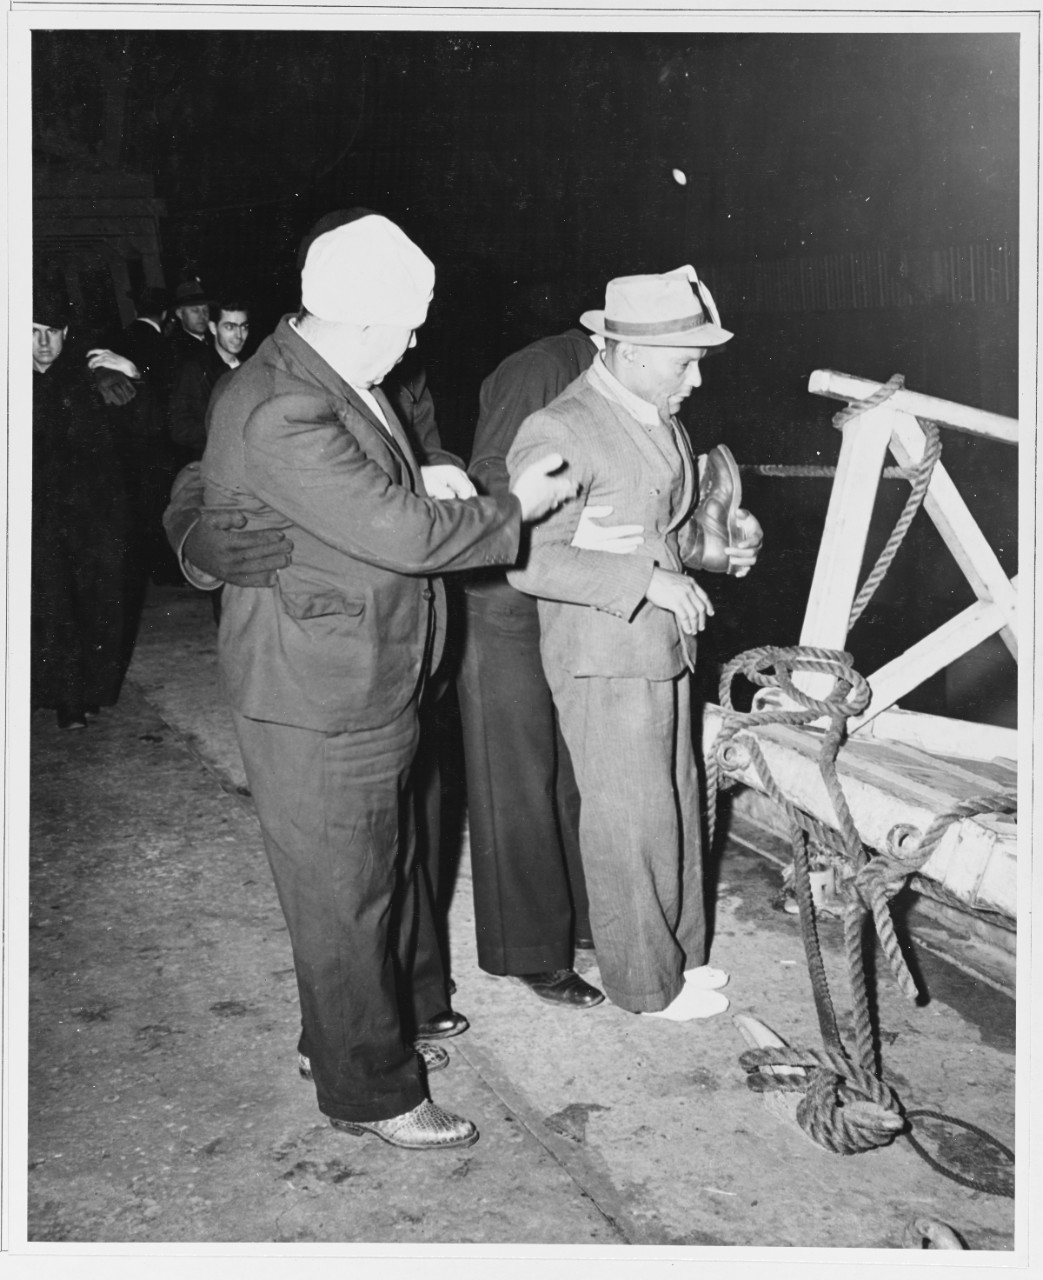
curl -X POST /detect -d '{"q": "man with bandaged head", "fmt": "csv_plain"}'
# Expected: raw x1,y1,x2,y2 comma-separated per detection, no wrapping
201,213,574,1150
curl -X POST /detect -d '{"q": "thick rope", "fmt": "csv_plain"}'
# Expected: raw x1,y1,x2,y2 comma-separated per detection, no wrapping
707,374,1017,1164
740,464,909,479
713,647,1017,1156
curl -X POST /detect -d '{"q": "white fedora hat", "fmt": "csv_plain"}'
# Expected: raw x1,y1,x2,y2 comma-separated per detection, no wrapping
581,264,732,347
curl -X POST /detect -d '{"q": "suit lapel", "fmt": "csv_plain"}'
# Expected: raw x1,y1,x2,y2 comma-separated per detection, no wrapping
665,416,696,531
370,385,422,491
276,317,420,489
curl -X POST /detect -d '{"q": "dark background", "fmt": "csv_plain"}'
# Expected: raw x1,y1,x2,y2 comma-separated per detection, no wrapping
30,28,1021,721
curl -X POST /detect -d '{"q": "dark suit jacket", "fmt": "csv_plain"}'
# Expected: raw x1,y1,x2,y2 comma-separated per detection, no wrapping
506,359,700,680
170,339,235,457
202,316,522,732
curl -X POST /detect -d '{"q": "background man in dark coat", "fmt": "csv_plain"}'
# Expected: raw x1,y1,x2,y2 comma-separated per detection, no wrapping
460,329,605,1005
32,271,129,729
169,298,250,459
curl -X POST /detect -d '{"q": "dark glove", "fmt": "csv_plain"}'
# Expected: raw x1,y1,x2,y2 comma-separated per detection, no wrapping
184,508,294,587
94,368,138,407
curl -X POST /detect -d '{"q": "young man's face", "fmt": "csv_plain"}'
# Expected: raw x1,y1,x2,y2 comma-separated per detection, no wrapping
210,310,250,358
620,343,706,418
177,303,210,336
33,323,67,372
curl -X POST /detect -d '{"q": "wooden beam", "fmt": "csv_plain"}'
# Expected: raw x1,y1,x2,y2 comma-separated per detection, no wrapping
850,578,1019,730
794,404,896,697
889,416,1018,658
849,707,1017,763
808,369,1018,445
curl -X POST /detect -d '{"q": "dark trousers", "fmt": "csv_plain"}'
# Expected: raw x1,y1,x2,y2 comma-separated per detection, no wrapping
543,665,706,1012
234,705,442,1123
457,585,590,975
410,698,454,1009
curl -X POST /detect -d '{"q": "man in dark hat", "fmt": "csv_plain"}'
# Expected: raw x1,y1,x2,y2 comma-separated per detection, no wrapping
169,296,251,460
32,269,130,728
172,278,212,346
507,265,761,1022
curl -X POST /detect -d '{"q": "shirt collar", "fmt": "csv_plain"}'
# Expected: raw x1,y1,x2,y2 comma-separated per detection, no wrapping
138,317,162,333
588,351,661,427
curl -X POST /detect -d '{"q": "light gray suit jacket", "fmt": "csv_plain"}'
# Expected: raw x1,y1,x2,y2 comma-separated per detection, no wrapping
506,361,701,680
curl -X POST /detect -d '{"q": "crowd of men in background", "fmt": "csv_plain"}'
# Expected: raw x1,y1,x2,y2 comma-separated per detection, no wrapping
31,272,253,728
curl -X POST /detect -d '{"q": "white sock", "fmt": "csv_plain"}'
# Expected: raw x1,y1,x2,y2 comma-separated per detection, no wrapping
683,965,729,990
642,986,730,1022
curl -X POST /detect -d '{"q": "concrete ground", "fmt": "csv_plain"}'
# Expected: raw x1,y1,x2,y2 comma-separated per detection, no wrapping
23,585,1022,1263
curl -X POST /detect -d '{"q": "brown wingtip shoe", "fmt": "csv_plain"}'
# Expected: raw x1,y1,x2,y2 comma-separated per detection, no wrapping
690,443,763,575
330,1098,479,1150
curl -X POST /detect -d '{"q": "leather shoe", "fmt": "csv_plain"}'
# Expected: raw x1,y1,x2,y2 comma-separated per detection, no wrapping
415,1009,469,1040
512,969,604,1008
330,1098,478,1150
298,1041,448,1080
686,443,763,575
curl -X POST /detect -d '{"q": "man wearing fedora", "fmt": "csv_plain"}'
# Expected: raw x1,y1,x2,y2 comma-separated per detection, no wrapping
201,212,576,1150
507,265,761,1022
171,278,212,347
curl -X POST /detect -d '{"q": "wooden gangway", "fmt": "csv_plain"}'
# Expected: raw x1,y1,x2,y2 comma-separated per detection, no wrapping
707,370,1019,932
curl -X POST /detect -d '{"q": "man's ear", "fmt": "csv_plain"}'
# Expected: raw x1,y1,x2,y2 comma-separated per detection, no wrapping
208,320,218,337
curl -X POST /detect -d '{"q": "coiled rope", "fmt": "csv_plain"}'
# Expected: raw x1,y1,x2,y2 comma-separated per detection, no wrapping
708,375,1017,1182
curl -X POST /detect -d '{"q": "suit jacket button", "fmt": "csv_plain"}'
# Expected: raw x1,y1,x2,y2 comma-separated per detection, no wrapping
649,487,660,496
422,587,434,600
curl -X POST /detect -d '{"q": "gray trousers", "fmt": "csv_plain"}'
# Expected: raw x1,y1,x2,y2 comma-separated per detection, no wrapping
543,663,706,1012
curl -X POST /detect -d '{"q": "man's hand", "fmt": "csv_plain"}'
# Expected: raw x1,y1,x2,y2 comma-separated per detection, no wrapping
645,566,714,635
421,464,478,500
92,367,137,406
570,505,644,554
510,453,578,523
183,508,294,587
726,510,763,578
87,348,140,379
726,544,759,578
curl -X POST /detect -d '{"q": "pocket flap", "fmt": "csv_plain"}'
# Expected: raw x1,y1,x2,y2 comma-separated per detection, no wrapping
280,589,364,621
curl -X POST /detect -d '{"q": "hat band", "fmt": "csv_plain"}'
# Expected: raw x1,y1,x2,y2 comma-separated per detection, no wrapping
604,311,705,337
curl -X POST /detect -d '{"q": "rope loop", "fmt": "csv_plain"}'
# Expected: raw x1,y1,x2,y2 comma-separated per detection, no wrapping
740,1046,905,1154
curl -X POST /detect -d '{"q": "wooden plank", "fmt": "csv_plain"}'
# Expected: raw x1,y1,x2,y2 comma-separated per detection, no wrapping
808,369,1018,445
702,708,1017,919
851,581,1018,729
795,404,896,697
888,417,1018,658
851,707,1017,763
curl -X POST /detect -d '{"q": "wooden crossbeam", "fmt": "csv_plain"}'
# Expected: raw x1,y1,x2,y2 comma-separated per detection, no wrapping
888,416,1018,658
788,370,1019,717
850,577,1019,731
796,404,895,653
808,369,1019,445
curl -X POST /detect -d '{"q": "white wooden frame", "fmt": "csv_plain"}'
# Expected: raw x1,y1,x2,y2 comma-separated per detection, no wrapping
781,370,1019,759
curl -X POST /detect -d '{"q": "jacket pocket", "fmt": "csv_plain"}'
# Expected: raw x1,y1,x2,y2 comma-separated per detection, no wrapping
279,588,365,621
